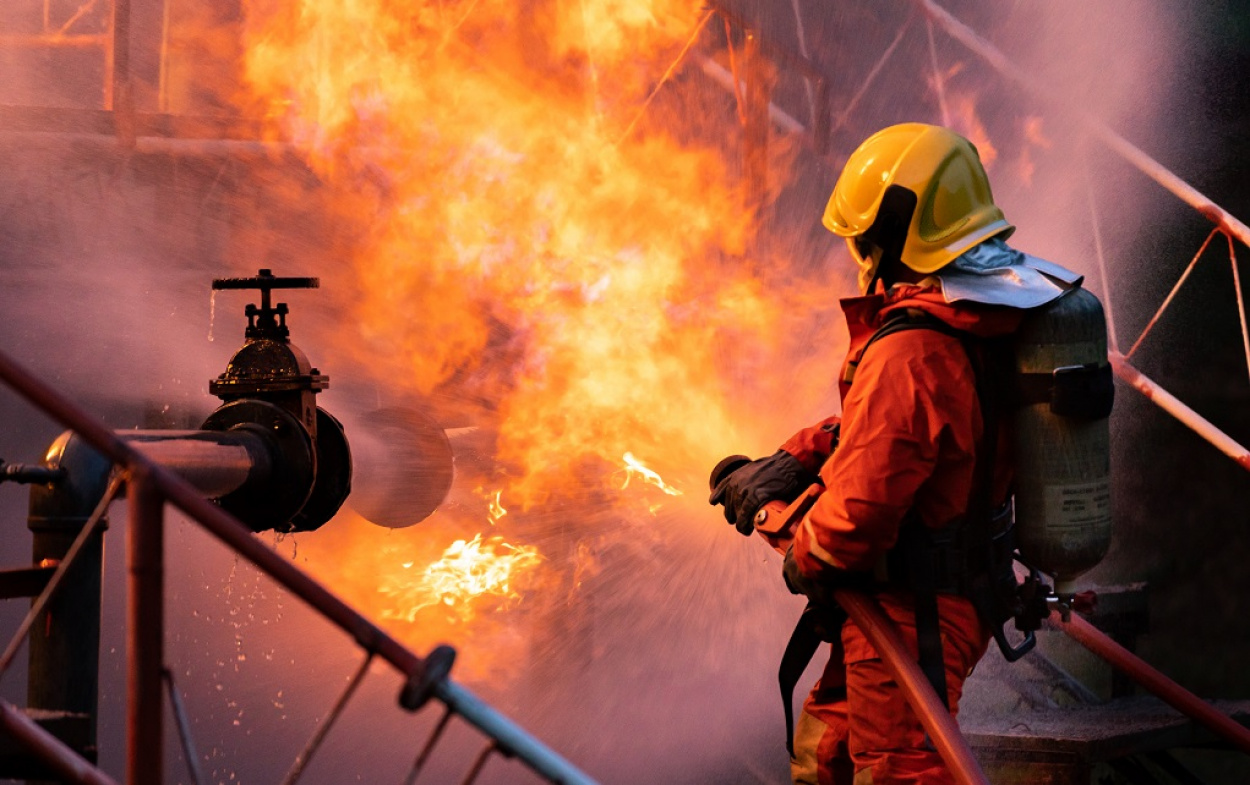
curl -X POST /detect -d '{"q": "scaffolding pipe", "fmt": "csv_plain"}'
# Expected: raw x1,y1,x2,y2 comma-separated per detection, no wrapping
917,0,1250,249
1109,351,1250,472
0,346,599,785
0,700,119,785
110,0,134,145
698,59,806,135
834,590,990,785
1050,610,1250,755
0,34,107,48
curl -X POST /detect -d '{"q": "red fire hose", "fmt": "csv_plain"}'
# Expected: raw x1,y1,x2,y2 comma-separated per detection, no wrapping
835,589,991,785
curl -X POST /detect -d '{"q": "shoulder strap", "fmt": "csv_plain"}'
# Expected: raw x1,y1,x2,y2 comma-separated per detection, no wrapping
843,309,964,387
779,603,842,757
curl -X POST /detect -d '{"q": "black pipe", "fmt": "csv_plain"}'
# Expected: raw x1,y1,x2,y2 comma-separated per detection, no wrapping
27,432,112,759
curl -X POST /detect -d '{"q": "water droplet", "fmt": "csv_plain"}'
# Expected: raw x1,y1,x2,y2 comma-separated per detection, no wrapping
208,290,218,342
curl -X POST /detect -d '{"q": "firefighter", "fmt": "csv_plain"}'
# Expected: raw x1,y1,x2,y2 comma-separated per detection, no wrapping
711,123,1086,784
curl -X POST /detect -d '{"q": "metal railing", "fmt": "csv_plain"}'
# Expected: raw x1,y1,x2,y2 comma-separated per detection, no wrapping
0,347,598,784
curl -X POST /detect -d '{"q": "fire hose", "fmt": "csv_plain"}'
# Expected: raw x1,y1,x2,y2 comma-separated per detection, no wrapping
708,456,991,785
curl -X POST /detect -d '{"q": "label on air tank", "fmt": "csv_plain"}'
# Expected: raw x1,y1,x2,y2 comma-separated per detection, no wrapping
1044,480,1112,543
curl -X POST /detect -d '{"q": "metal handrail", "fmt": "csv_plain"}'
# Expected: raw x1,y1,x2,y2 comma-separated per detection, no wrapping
1048,610,1250,755
0,346,598,784
1109,352,1250,472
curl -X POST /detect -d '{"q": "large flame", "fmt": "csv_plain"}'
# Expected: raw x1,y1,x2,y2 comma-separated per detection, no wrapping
239,0,846,668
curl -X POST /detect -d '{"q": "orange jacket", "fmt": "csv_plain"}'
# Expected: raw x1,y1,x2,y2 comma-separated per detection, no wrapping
783,284,1023,580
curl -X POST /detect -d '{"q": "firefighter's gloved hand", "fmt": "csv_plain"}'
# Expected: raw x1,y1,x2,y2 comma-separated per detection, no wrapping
783,545,818,597
708,450,814,536
783,545,869,606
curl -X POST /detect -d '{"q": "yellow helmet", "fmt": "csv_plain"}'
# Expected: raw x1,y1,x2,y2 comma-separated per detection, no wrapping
823,123,1014,292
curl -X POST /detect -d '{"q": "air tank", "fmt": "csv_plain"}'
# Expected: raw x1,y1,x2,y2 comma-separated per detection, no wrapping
1012,286,1114,594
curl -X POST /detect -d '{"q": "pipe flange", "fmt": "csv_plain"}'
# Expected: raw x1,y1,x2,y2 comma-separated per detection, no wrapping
201,399,315,533
288,408,352,532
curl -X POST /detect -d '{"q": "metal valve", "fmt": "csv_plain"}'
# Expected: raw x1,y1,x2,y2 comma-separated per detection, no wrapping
202,268,347,533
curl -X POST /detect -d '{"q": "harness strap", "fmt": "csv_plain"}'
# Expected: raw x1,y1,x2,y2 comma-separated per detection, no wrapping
779,603,837,757
899,522,950,710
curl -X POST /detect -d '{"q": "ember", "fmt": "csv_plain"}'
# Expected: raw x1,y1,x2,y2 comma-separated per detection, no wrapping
620,451,683,497
487,489,508,524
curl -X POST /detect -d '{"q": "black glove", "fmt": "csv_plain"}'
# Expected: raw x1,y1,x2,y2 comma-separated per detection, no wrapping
708,450,815,536
782,544,870,605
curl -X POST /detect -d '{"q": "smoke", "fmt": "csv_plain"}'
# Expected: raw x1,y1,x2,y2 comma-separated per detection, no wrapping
0,0,1221,782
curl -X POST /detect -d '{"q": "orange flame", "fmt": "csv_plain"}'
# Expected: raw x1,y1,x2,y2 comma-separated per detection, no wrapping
238,0,847,673
620,451,682,496
379,533,544,624
487,489,508,524
236,0,818,496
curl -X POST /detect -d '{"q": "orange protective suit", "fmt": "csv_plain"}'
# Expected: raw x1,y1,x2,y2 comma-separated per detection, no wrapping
780,284,1022,785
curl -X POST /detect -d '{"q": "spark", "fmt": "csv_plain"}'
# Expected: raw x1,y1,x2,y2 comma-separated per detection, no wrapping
620,452,683,497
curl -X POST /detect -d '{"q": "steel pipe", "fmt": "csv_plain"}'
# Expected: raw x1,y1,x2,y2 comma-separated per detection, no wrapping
2,477,119,678
1050,610,1250,755
26,432,112,751
122,430,269,499
834,590,991,785
1109,351,1250,472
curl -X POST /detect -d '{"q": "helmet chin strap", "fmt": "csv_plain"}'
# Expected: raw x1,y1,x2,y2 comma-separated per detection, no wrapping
860,185,918,293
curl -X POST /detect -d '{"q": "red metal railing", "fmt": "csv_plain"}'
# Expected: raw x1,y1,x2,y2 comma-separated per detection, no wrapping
1049,610,1250,756
835,590,990,785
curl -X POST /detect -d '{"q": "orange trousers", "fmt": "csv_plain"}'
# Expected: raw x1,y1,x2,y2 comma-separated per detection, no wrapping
790,593,988,785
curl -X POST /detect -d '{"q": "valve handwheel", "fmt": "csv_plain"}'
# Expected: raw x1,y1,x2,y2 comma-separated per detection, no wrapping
213,269,320,342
